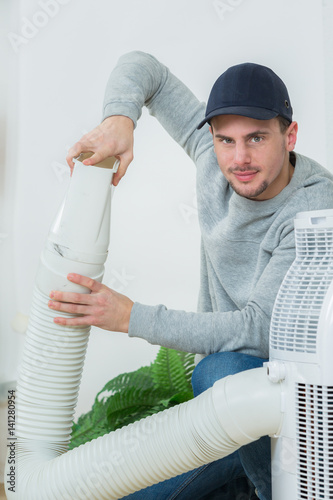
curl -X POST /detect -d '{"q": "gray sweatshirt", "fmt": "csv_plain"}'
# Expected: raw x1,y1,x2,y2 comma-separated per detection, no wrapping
103,51,333,358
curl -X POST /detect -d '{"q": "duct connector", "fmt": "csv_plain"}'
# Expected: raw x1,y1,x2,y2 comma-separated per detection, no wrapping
5,155,284,499
39,152,119,296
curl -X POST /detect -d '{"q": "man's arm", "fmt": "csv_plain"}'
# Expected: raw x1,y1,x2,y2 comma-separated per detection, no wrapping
126,228,296,359
49,227,295,359
102,51,210,161
67,51,211,183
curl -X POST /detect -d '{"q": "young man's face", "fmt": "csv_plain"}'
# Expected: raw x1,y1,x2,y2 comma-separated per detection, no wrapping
210,115,298,201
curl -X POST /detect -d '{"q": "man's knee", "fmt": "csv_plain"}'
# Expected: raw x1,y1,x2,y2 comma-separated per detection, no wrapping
191,352,267,397
191,351,239,396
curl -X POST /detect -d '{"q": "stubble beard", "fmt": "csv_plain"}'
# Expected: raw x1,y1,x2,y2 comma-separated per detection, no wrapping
228,178,269,200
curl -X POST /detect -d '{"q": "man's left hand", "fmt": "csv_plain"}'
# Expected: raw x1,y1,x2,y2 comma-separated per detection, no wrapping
48,273,134,333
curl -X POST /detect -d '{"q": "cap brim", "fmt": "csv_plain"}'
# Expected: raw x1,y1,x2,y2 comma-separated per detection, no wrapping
197,106,279,129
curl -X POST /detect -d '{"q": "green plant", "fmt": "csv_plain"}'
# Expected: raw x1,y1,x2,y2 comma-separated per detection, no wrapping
69,347,195,450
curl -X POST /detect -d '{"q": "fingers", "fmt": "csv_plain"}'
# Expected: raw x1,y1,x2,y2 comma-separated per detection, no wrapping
48,274,102,305
48,274,104,325
66,116,134,177
52,314,96,327
66,128,104,170
48,299,89,316
66,143,91,171
66,273,103,292
112,152,134,186
48,289,93,326
81,150,108,166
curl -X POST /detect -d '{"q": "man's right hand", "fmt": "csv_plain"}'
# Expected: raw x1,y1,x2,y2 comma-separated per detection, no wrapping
66,115,134,186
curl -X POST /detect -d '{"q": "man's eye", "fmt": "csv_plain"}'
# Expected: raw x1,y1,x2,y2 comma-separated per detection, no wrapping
222,138,233,144
251,136,262,143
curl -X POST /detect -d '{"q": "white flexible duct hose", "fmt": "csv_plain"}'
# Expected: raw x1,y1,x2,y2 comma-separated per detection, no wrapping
5,160,283,499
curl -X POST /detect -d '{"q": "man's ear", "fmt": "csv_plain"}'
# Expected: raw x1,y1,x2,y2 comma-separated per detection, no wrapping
286,121,298,152
209,125,213,136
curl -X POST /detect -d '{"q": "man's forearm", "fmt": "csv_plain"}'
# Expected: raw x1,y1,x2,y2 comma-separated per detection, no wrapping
102,50,208,161
128,301,270,358
102,51,168,127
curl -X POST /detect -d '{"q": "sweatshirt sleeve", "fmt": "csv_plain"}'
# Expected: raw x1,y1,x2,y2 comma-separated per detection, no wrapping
102,51,211,162
128,227,296,359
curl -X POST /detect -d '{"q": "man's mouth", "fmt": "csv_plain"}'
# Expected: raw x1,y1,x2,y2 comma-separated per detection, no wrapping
232,170,259,182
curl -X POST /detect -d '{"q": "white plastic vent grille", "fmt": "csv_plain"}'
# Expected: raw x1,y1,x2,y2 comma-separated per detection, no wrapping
270,227,333,354
296,383,333,499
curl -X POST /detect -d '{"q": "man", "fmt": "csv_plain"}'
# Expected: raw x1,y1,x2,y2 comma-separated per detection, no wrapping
48,52,333,499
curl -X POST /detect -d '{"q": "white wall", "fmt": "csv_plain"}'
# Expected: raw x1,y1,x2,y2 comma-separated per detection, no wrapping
0,0,20,484
1,0,330,438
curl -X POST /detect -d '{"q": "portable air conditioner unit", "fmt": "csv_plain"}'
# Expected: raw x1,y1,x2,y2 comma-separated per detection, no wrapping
269,209,333,500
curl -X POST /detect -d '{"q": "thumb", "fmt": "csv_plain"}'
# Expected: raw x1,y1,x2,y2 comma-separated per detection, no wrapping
112,154,133,186
82,150,108,166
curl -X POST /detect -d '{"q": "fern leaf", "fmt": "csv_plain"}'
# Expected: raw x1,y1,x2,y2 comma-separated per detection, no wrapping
168,390,194,405
106,386,172,430
69,347,196,449
68,399,109,450
179,351,196,386
151,347,192,394
96,366,154,404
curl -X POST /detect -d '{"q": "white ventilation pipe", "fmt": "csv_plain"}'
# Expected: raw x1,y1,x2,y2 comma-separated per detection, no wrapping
5,158,283,499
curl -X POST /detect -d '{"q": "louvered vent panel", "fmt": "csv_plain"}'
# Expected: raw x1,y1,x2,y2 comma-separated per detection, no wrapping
296,383,333,499
270,228,333,354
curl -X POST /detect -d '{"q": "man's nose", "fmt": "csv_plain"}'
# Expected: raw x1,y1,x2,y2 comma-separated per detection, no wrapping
234,144,251,166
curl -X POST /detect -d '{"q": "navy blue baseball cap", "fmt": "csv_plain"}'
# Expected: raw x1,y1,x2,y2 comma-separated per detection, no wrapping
197,62,292,129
